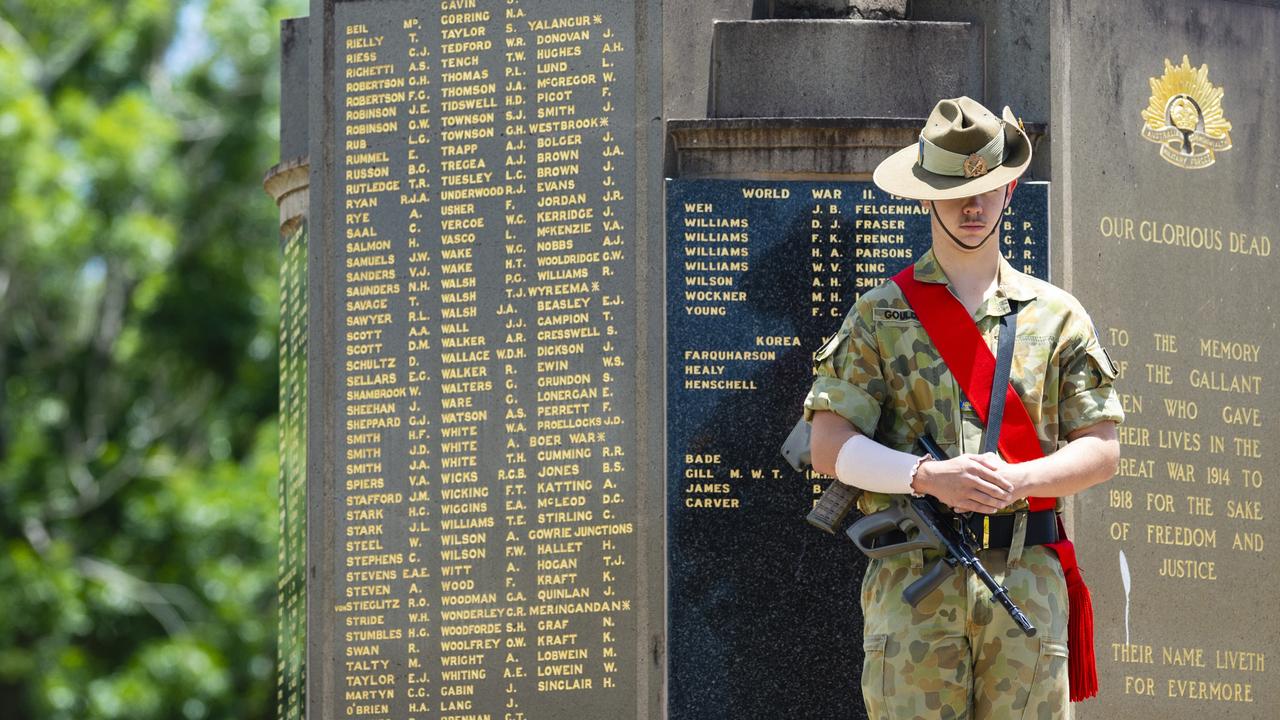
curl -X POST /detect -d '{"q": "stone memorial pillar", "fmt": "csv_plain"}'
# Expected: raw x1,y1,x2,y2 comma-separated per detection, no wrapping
263,17,311,720
266,2,1277,719
299,2,665,719
1053,2,1280,715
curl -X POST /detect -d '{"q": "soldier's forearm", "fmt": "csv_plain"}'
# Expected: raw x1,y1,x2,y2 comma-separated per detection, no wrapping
1008,421,1120,499
809,410,859,476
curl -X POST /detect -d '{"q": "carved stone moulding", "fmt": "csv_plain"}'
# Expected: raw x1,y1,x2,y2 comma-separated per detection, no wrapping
668,117,1046,180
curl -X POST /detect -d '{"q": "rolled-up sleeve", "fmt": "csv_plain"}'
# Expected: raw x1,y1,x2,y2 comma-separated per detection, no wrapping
1057,313,1126,437
803,305,887,437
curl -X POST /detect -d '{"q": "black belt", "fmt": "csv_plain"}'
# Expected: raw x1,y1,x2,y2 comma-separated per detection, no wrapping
964,510,1058,550
866,509,1059,551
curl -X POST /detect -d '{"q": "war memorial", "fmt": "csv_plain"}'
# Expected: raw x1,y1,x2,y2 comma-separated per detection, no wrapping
262,1,1279,717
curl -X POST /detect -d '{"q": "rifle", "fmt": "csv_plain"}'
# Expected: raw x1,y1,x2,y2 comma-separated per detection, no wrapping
779,417,863,534
846,434,1037,637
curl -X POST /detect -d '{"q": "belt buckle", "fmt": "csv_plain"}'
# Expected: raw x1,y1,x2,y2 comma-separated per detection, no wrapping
982,515,991,550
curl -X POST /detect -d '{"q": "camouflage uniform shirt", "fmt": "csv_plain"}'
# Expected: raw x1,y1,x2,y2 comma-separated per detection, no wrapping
803,249,1125,515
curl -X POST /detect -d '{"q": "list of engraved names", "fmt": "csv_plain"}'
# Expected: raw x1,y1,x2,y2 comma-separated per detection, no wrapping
332,2,638,718
667,181,1047,514
663,179,1050,718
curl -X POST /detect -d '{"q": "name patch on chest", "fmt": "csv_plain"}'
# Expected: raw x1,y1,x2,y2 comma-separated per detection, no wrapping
874,307,919,324
1016,334,1054,346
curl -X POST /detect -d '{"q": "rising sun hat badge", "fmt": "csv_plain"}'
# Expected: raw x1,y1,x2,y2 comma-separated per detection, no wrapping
1141,55,1232,169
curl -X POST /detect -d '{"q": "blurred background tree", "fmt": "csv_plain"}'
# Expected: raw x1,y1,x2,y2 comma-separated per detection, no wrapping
0,1,306,717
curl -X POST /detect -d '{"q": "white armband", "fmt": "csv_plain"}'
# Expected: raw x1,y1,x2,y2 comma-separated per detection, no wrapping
834,434,928,495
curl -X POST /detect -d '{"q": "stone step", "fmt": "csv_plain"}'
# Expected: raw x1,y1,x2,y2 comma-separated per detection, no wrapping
710,19,983,118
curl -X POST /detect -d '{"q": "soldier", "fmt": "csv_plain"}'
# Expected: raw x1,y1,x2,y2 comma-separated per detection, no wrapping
805,97,1124,718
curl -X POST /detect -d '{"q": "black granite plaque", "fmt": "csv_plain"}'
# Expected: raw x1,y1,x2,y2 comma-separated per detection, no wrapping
665,179,1049,719
307,1,663,718
1056,2,1280,716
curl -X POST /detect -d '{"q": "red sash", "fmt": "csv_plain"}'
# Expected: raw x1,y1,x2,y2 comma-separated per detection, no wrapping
893,267,1098,702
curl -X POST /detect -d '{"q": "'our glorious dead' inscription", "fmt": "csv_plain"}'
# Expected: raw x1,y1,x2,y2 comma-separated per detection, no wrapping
1085,212,1273,707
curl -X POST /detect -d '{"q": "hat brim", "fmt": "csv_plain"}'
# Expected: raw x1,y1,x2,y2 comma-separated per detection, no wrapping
872,107,1032,201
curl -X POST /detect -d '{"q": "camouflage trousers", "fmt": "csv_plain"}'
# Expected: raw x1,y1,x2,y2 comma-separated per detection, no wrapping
860,542,1069,720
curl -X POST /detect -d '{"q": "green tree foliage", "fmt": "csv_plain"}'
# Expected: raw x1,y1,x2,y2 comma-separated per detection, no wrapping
0,1,306,717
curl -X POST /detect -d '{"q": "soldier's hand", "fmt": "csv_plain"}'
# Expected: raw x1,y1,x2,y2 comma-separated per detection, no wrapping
912,453,1014,514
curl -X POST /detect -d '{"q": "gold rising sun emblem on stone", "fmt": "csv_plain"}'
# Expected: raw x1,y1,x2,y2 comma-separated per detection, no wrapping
1141,55,1232,169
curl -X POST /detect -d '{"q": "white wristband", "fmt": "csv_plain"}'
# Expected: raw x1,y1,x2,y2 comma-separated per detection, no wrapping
834,434,923,495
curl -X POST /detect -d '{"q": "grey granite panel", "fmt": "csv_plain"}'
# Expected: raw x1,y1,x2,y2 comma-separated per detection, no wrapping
709,20,983,118
1053,1,1280,716
281,17,310,162
910,0,1050,124
306,1,665,718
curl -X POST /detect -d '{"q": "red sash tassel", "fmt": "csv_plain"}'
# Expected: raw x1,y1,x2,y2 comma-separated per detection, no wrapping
1045,520,1098,702
893,268,1098,702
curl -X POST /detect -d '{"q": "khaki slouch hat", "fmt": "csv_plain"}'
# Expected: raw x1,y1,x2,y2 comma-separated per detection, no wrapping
873,96,1032,200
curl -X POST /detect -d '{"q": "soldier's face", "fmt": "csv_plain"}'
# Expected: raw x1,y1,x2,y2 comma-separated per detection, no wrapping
923,183,1012,249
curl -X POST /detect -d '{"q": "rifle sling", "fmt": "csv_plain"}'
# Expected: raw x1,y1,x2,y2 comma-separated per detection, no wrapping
982,306,1018,454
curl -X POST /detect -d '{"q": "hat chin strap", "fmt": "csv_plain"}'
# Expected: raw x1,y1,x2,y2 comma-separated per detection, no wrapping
929,186,1012,251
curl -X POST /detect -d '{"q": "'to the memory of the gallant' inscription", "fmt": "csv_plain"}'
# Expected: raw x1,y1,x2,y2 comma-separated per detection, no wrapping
328,2,639,718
